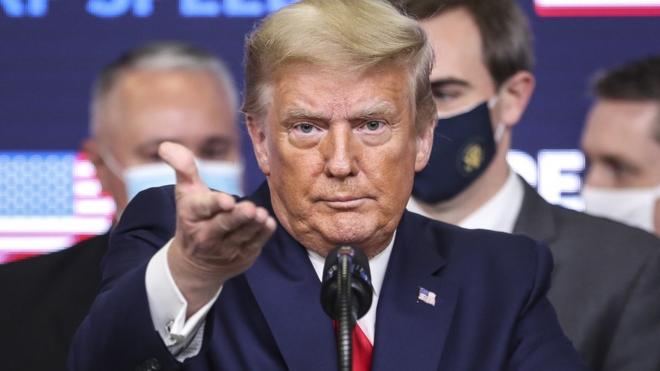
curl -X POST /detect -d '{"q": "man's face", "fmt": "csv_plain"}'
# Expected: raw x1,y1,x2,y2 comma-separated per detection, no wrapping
421,7,497,116
247,63,433,257
92,69,240,212
582,99,660,188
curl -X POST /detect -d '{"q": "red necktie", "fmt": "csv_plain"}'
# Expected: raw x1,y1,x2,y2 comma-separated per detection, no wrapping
352,324,373,371
333,321,373,371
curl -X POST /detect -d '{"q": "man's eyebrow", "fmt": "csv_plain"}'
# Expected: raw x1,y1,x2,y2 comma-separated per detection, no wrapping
352,101,396,118
601,154,639,174
430,78,471,90
282,101,397,121
282,107,330,121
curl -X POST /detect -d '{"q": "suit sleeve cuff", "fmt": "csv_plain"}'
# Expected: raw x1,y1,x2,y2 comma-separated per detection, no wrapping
145,239,222,361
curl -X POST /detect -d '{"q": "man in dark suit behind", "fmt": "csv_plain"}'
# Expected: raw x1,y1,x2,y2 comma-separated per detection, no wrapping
581,56,660,237
396,1,660,370
70,1,586,370
0,42,243,371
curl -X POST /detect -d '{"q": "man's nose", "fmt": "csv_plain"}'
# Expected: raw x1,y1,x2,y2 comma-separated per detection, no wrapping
321,124,359,179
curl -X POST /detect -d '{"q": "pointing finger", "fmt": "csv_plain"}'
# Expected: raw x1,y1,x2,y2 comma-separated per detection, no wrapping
158,141,204,189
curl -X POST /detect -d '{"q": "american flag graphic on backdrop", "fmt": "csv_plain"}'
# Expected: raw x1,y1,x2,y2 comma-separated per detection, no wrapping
535,0,660,16
0,151,114,264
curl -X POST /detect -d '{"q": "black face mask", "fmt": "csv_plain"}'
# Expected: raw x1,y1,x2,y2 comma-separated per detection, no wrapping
412,101,497,204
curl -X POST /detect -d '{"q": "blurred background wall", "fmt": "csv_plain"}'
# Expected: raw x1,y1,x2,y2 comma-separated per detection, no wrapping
0,0,658,262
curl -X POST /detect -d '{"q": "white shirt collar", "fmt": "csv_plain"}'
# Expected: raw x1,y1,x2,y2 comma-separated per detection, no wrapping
458,171,524,233
307,233,395,298
407,170,524,234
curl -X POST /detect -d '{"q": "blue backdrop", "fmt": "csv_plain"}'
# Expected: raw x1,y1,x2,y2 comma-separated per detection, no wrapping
0,0,658,261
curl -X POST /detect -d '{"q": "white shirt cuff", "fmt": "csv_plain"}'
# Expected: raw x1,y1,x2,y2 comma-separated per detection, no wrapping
145,239,222,361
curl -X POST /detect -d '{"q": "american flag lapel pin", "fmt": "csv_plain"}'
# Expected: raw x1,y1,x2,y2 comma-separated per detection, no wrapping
417,287,436,306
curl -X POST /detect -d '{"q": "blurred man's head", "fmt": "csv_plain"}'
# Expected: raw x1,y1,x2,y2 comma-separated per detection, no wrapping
397,0,535,210
581,56,660,235
242,0,435,256
85,42,242,214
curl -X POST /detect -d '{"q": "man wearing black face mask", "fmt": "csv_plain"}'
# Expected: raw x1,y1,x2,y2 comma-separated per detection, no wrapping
396,1,660,371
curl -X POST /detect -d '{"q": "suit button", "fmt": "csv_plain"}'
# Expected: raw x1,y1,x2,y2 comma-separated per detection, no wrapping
136,358,161,371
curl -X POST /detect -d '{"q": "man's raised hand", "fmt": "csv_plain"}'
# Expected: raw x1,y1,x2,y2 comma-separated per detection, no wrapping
158,142,276,315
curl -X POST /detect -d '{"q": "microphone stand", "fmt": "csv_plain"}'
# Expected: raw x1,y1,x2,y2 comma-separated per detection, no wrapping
321,245,372,371
336,252,354,371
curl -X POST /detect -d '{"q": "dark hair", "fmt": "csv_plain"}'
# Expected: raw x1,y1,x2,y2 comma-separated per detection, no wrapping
393,0,534,88
593,56,660,101
593,55,660,142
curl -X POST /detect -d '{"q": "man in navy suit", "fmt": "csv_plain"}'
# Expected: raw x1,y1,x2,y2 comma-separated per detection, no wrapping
69,0,587,370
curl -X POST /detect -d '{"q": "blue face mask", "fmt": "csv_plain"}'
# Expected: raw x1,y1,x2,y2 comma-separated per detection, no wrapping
123,160,244,201
412,101,499,204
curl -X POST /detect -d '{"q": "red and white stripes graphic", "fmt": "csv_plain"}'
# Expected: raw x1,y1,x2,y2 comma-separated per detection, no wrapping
535,0,660,17
0,153,114,264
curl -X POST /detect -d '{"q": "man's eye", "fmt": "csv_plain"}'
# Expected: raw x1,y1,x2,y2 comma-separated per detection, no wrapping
146,152,162,162
200,146,230,160
363,120,384,131
294,123,317,134
432,91,458,102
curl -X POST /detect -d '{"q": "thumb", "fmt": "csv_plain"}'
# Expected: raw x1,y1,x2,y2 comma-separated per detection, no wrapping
158,142,205,189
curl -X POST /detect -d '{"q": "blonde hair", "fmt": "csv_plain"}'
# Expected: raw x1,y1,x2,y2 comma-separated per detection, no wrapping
242,0,436,130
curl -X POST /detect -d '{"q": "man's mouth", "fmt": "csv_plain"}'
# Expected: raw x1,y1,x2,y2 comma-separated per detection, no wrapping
320,196,369,210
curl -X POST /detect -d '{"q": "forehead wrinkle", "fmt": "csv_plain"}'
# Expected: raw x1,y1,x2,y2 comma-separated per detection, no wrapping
281,99,398,123
274,66,409,124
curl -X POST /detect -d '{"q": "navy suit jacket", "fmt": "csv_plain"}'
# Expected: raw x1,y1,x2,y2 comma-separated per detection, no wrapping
69,183,586,371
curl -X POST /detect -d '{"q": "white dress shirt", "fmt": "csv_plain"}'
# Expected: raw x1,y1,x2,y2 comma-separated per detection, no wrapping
407,170,524,234
145,241,221,361
145,231,395,361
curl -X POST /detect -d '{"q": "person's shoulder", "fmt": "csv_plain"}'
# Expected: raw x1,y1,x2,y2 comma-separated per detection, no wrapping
404,211,552,306
404,210,548,276
128,185,176,209
114,185,177,236
548,202,659,257
0,234,109,319
0,234,108,281
406,209,542,249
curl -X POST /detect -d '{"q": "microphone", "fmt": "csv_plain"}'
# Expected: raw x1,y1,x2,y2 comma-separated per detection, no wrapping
320,246,373,371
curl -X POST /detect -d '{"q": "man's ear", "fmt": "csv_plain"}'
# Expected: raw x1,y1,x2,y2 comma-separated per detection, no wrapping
82,138,101,168
82,138,117,196
497,70,535,127
246,114,271,176
414,120,435,172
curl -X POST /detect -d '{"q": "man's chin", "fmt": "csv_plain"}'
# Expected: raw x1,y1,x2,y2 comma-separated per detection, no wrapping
318,222,378,249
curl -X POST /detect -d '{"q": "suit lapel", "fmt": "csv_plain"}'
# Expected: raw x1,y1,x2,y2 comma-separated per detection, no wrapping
513,177,558,244
244,184,337,371
371,211,458,371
